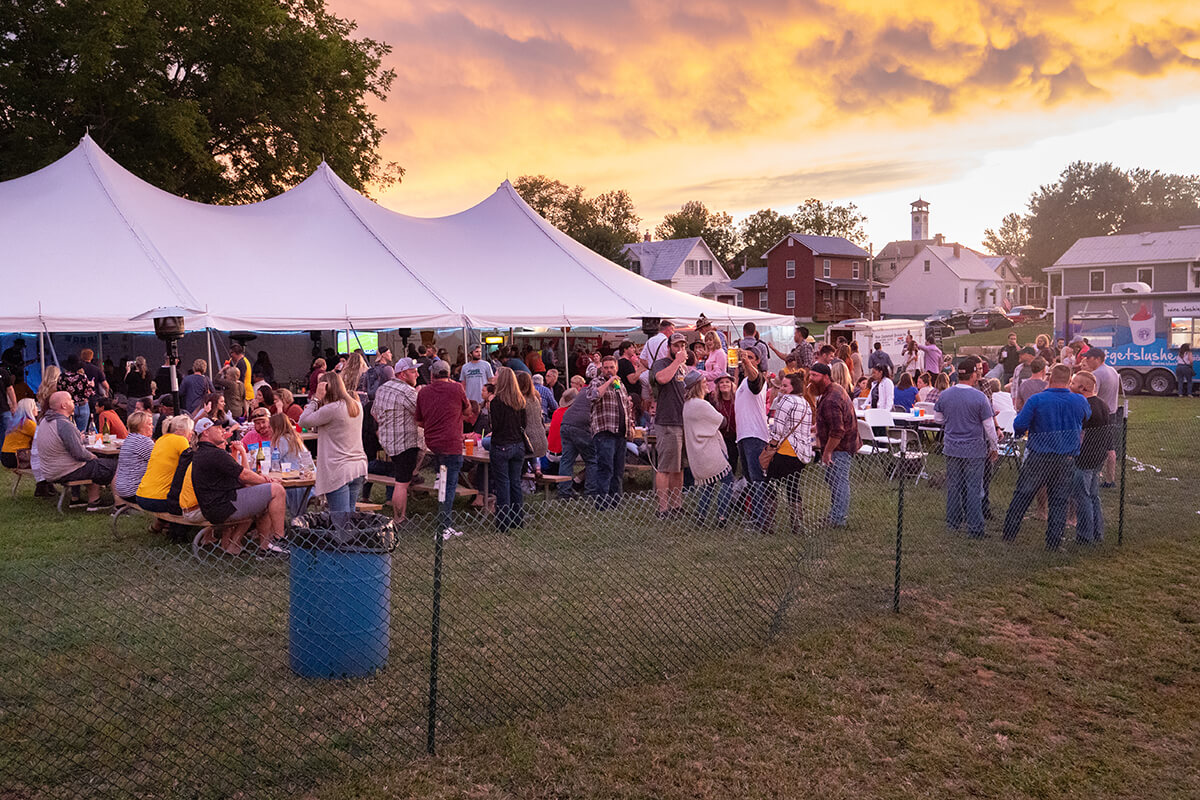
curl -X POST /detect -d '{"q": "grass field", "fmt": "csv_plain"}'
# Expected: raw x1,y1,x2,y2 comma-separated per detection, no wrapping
943,320,1053,350
0,396,1194,797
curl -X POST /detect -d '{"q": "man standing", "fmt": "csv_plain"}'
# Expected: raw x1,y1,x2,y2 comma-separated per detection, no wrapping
867,342,893,374
1070,370,1111,544
1002,364,1090,550
1008,346,1037,398
531,374,558,423
734,347,770,528
816,345,836,366
640,319,675,367
911,335,943,375
694,314,727,348
589,355,635,508
651,332,689,518
361,347,394,400
737,322,770,368
1014,357,1048,411
808,363,860,527
373,358,420,525
32,391,115,511
997,332,1021,383
415,361,471,538
79,348,110,410
789,327,816,369
228,342,254,405
1080,347,1120,487
190,417,288,556
557,380,596,499
459,344,495,405
934,356,999,538
179,359,214,416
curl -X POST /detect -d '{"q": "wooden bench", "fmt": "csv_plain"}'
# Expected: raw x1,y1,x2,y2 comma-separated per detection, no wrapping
523,472,573,500
369,472,479,501
55,480,94,513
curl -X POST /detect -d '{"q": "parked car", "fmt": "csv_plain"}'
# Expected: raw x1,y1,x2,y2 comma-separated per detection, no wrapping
925,319,956,341
968,308,1015,332
924,308,971,330
1005,305,1048,323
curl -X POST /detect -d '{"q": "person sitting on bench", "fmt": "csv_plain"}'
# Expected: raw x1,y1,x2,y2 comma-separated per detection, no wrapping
31,391,114,511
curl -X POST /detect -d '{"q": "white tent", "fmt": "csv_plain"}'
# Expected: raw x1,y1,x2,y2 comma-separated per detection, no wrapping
0,136,793,333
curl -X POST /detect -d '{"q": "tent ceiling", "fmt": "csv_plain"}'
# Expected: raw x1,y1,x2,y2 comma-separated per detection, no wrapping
0,137,794,332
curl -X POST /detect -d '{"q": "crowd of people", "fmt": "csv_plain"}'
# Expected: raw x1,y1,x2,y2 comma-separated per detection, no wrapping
0,322,1133,548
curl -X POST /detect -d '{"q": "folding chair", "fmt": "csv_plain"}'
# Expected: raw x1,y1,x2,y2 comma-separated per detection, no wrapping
994,409,1023,468
889,428,928,482
862,408,902,450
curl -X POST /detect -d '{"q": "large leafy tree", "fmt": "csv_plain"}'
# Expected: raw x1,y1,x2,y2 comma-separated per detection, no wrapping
513,176,641,263
655,201,739,263
0,0,398,202
982,212,1030,261
738,208,795,264
792,198,868,246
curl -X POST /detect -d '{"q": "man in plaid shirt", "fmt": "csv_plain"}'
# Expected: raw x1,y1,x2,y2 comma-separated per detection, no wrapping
589,355,636,508
371,357,420,524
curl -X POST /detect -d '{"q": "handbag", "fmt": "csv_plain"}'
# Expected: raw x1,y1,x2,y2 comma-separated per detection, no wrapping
522,429,535,458
759,415,807,472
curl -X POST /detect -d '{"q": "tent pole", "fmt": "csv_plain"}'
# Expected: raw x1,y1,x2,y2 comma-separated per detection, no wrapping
39,332,44,374
562,328,569,381
97,333,103,364
206,328,214,376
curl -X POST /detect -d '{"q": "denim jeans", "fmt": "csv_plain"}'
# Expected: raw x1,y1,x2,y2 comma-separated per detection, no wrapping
695,470,734,525
557,424,596,498
73,403,91,433
1072,466,1104,543
490,442,525,531
737,437,768,526
1177,364,1195,397
822,450,852,526
0,411,10,439
592,432,626,509
946,455,987,536
431,454,463,531
325,476,365,513
285,487,310,520
1003,452,1075,549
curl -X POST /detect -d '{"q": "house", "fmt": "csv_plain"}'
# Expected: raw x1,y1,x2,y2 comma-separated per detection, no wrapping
1045,226,1200,300
620,237,736,300
880,243,1005,317
729,266,768,310
697,280,742,305
983,255,1046,307
760,233,875,321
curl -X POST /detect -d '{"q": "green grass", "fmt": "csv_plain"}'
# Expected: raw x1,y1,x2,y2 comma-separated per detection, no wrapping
0,396,1193,797
944,320,1053,349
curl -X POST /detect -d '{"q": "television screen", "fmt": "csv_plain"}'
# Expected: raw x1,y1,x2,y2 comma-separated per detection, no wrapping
337,330,378,355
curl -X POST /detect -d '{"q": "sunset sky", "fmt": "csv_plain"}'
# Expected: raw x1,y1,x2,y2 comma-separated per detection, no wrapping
329,0,1200,253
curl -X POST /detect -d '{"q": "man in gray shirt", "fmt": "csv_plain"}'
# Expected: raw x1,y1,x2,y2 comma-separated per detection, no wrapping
1015,357,1048,411
934,356,999,538
32,391,116,511
1081,348,1120,485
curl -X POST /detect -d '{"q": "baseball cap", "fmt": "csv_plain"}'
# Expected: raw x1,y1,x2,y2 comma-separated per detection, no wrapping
395,357,418,372
669,332,687,344
809,363,832,376
194,418,217,434
957,355,982,376
1020,346,1037,356
432,360,451,377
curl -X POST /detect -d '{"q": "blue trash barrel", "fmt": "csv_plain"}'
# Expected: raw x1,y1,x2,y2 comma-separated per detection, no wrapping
288,512,393,679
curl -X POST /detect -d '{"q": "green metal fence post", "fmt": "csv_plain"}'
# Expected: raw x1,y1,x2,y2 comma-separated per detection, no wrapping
893,472,904,613
427,526,444,755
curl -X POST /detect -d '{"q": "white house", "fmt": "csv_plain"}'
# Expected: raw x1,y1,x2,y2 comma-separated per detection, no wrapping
880,244,1004,317
621,237,740,302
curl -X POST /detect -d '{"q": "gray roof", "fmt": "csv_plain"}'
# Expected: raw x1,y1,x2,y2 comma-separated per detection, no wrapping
1052,227,1200,269
699,280,739,296
917,245,1001,282
764,233,872,259
729,266,768,289
620,237,704,281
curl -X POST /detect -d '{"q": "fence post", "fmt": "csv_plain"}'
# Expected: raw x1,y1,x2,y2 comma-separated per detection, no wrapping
893,472,904,613
1117,401,1128,547
427,526,444,755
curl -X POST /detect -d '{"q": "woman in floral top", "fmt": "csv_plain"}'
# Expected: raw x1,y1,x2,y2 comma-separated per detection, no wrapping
57,355,95,431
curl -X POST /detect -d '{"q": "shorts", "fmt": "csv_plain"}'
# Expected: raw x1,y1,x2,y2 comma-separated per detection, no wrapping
58,458,116,486
767,454,806,501
390,447,419,483
136,496,177,514
0,451,18,469
654,424,684,473
226,483,274,522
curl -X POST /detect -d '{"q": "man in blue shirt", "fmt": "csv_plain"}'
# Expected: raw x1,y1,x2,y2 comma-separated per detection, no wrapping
1002,364,1090,550
934,356,998,538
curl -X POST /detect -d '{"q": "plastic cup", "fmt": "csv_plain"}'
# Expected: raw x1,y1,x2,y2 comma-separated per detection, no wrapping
465,438,475,456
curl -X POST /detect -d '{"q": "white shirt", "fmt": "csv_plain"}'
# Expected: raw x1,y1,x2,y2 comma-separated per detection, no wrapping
734,375,768,443
871,376,894,411
639,333,670,367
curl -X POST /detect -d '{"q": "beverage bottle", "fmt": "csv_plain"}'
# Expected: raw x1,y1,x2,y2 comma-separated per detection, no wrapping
256,445,266,474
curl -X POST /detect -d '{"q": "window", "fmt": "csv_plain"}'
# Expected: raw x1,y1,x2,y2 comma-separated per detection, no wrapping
823,258,831,278
758,293,769,311
700,259,713,276
787,237,793,247
879,290,886,300
923,259,931,272
852,261,860,279
786,290,795,309
629,261,640,275
736,295,744,307
1194,270,1200,289
785,259,796,278
1090,270,1105,293
1137,267,1153,289
964,288,968,304
684,259,698,275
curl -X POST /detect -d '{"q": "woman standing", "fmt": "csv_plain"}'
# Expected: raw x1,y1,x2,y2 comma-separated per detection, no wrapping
849,340,865,384
700,331,728,394
489,367,528,532
1177,343,1194,397
516,371,548,477
123,357,153,413
708,374,738,476
902,341,920,380
766,373,814,532
215,364,246,421
36,365,61,413
307,358,327,394
298,372,368,513
683,372,733,527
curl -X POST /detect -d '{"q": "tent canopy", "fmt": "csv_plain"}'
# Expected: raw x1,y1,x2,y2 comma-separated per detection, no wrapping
0,136,793,333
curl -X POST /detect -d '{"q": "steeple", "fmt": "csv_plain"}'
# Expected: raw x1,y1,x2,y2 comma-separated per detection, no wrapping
910,198,930,241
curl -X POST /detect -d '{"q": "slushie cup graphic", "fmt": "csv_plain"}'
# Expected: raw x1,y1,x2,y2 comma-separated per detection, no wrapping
1128,303,1155,346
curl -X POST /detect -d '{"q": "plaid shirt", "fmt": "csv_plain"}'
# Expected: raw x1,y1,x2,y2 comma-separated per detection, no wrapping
372,378,418,455
789,339,815,369
768,394,814,462
815,384,860,454
588,377,635,437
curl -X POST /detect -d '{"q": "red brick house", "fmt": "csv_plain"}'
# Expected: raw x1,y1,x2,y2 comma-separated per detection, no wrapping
728,266,767,311
761,234,876,321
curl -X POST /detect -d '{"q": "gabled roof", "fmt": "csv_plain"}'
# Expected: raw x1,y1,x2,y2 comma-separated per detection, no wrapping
762,233,871,259
730,267,768,289
1051,227,1200,269
898,245,1000,283
620,236,708,282
699,280,740,296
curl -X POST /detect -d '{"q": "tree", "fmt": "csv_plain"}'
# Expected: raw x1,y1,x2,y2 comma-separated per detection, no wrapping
792,198,868,246
655,201,739,263
0,0,398,203
512,176,641,263
738,208,795,264
982,213,1030,261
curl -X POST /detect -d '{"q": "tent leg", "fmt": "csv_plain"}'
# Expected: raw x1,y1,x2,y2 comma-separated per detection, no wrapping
562,328,569,381
206,328,214,376
39,332,44,374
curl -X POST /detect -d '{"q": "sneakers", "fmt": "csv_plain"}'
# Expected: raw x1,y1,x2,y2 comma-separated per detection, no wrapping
86,501,113,512
441,527,465,540
256,541,290,559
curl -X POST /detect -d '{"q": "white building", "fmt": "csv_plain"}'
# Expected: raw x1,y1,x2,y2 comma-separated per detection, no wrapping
620,237,740,303
880,244,1003,317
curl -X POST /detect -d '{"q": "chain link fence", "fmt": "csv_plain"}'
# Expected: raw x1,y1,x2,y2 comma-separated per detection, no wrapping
1,402,1191,797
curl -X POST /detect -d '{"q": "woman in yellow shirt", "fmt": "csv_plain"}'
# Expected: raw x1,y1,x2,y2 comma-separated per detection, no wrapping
135,416,195,513
2,398,38,468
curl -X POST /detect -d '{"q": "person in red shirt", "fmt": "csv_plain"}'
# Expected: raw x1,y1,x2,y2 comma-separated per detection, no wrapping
415,361,470,538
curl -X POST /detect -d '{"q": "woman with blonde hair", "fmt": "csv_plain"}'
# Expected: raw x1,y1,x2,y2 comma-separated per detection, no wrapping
341,352,368,400
516,370,548,474
298,371,367,512
270,412,314,518
2,397,38,469
829,360,854,395
849,340,865,383
701,330,728,394
489,366,528,531
135,415,195,514
36,365,61,412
